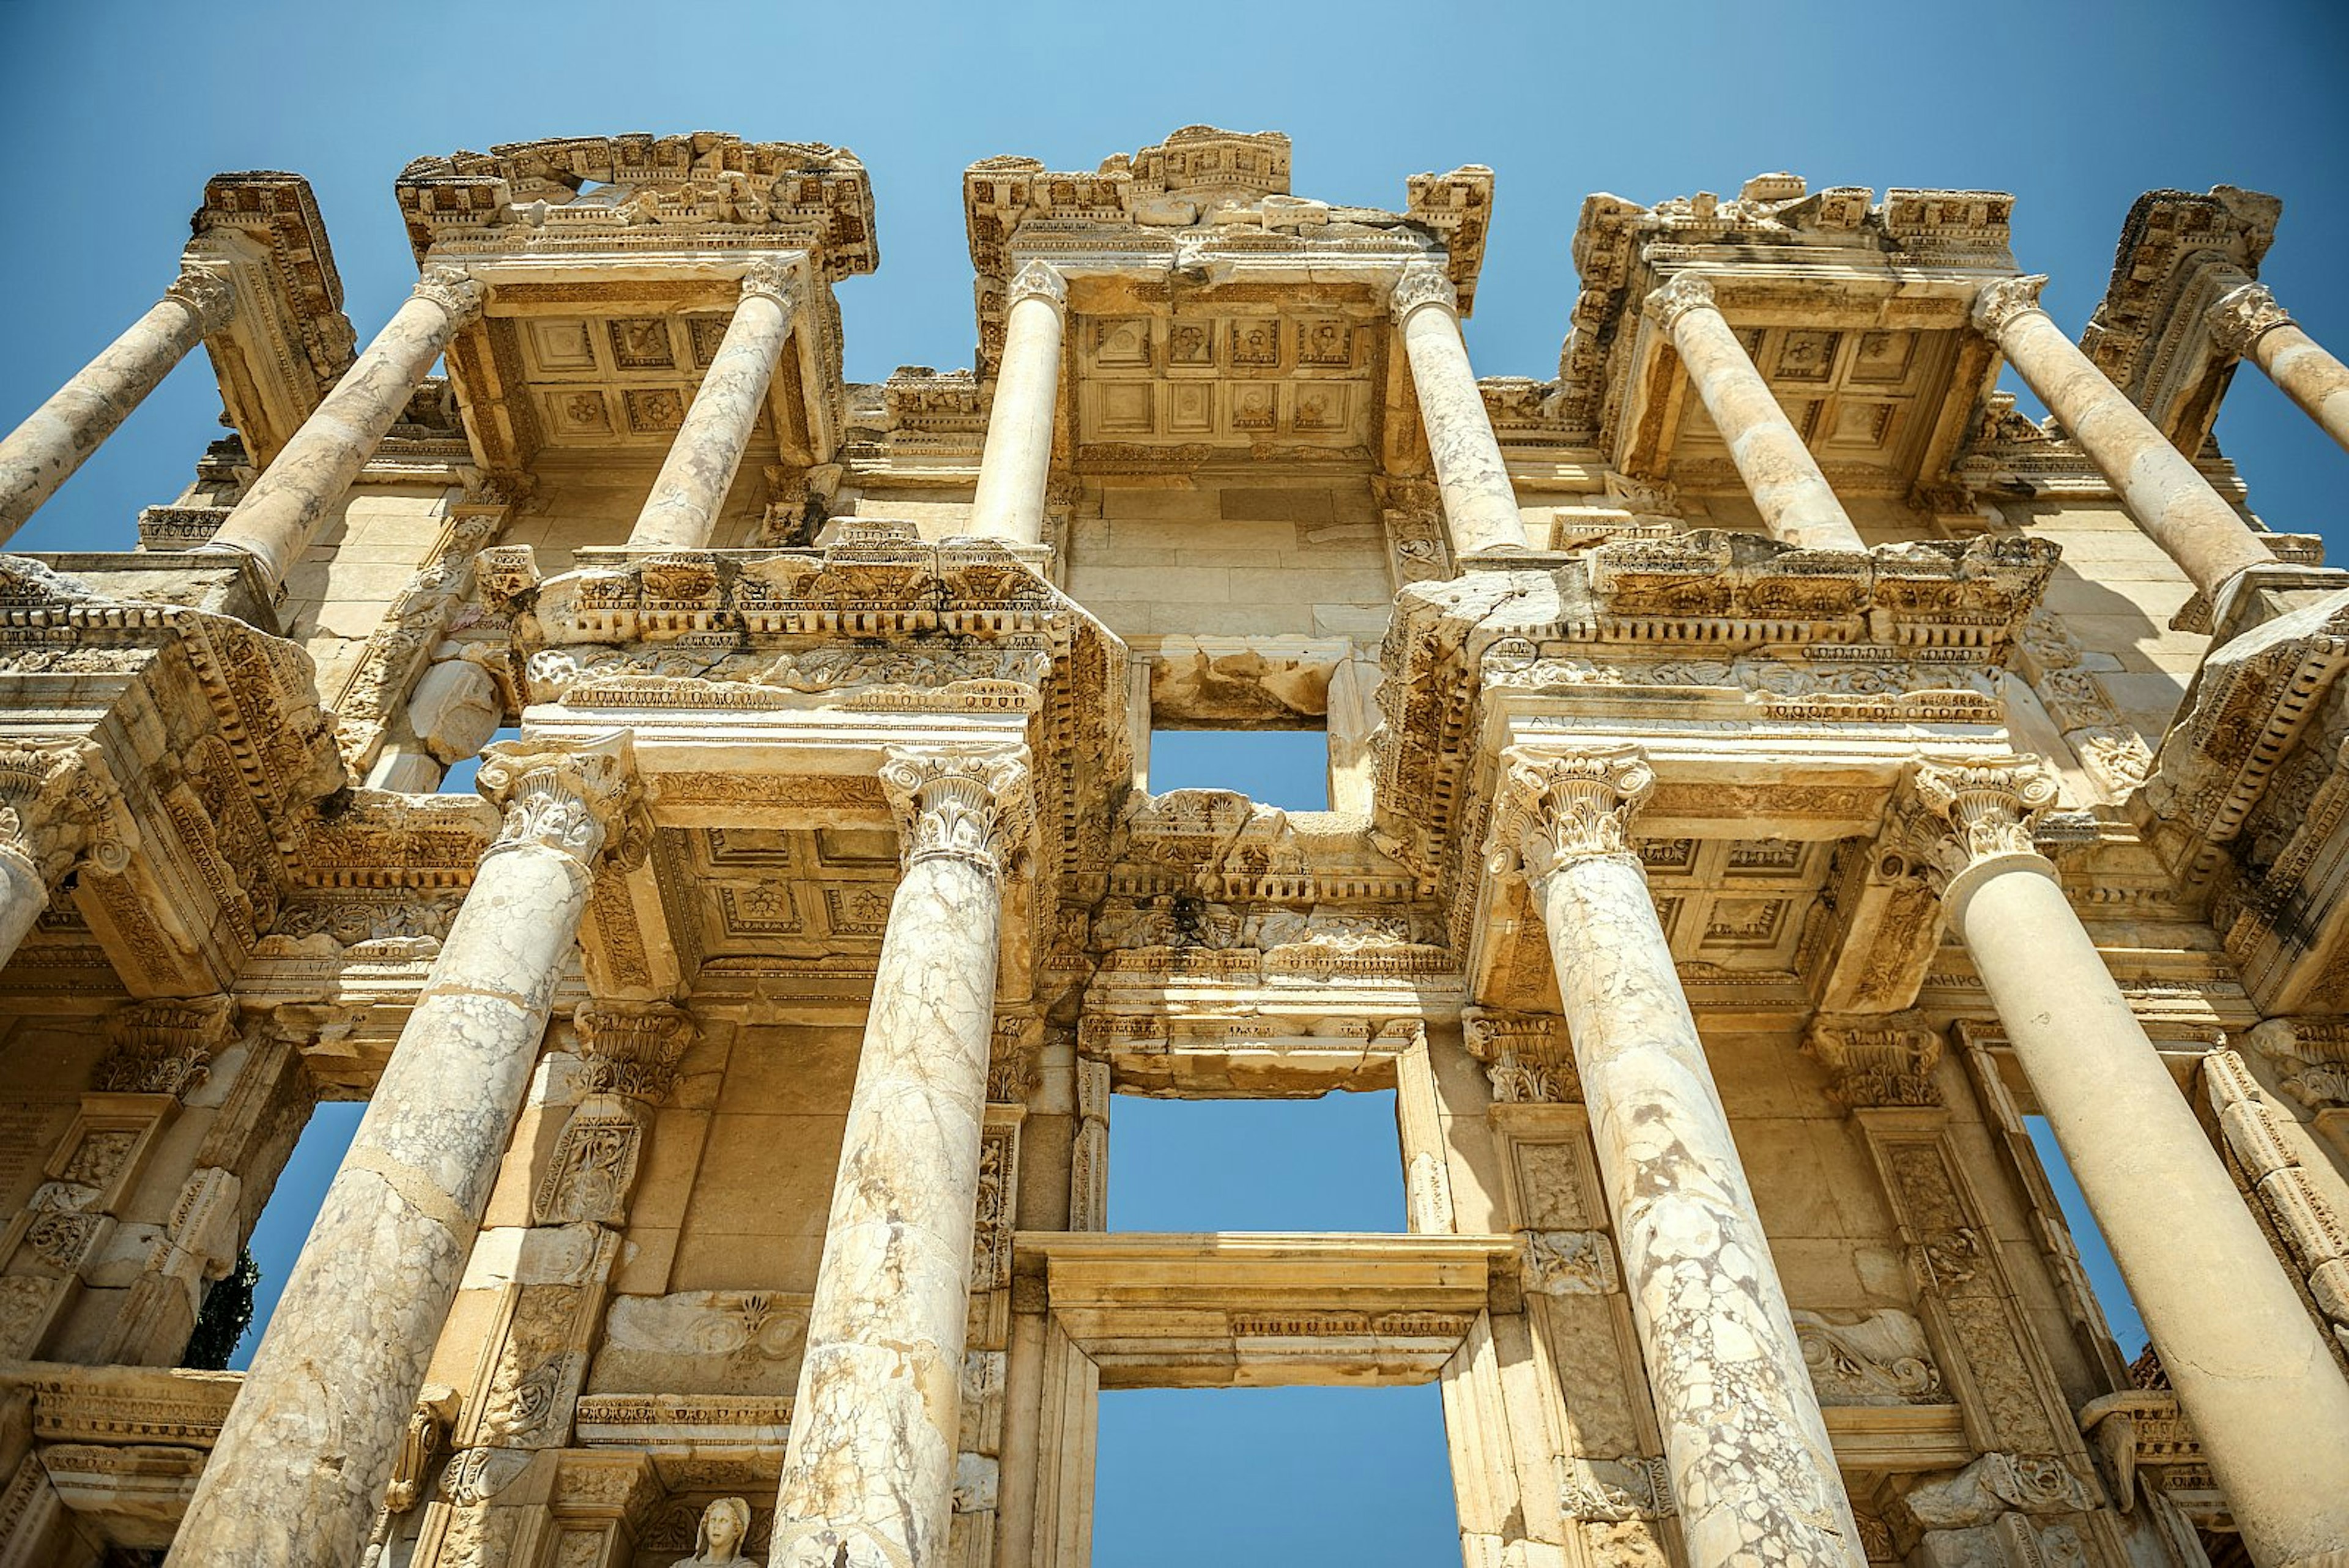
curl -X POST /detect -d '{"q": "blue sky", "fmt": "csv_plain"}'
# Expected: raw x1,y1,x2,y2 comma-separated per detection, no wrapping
10,0,2328,1555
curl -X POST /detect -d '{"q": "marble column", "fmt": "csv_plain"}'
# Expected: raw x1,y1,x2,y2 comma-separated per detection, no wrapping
769,746,1030,1568
1973,275,2276,600
1505,745,1866,1568
0,739,133,974
0,266,236,544
1645,272,1866,552
968,261,1067,548
2208,279,2349,458
626,258,801,550
201,266,487,594
1393,262,1530,557
168,733,639,1568
1919,757,2349,1568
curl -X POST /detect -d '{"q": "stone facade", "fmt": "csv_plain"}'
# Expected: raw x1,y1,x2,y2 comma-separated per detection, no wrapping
0,128,2342,1567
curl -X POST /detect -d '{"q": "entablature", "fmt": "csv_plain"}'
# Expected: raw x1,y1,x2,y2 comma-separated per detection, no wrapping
186,172,359,470
2080,185,2282,457
394,132,876,486
1550,174,2017,501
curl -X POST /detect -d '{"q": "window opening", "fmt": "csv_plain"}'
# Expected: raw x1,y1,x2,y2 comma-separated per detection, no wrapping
1146,729,1329,811
1108,1090,1404,1233
1093,1385,1457,1567
2024,1114,2148,1357
226,1100,366,1369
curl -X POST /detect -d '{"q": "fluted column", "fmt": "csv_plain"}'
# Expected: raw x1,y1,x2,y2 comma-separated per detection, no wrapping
1393,262,1529,557
0,740,133,972
1504,745,1866,1568
769,746,1030,1568
1919,757,2349,1568
169,733,639,1568
1645,272,1866,552
1973,275,2276,600
2208,279,2349,458
968,262,1067,548
0,266,235,544
626,258,801,549
200,266,487,593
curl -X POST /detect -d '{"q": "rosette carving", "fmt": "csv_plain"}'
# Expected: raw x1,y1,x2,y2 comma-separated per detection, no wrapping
475,732,642,870
878,746,1033,879
1498,745,1656,880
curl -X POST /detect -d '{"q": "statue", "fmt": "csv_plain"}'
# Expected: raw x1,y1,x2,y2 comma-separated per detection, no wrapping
673,1497,752,1566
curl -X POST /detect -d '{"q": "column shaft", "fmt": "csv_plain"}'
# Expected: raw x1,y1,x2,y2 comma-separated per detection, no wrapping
1948,853,2349,1567
201,269,483,593
968,262,1066,547
1648,273,1865,552
627,263,796,550
1977,277,2275,598
770,751,1024,1568
1513,749,1865,1568
168,738,633,1568
0,849,46,974
0,272,231,544
2210,281,2349,458
1394,265,1529,556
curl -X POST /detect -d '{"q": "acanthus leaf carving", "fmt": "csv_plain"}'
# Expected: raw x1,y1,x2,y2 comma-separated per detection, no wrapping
476,732,642,870
1497,744,1655,882
878,745,1033,879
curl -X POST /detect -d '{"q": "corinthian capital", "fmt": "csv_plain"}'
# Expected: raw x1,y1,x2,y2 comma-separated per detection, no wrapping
2205,280,2295,357
1390,262,1459,324
0,739,136,884
1910,756,2059,885
1969,274,2049,339
475,731,642,869
1643,272,1719,333
1007,259,1068,313
879,745,1033,879
412,266,488,328
573,1000,698,1102
164,266,238,333
739,255,803,311
1500,745,1655,881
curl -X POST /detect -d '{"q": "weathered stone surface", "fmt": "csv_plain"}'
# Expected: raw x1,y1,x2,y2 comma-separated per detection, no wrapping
2,128,2344,1568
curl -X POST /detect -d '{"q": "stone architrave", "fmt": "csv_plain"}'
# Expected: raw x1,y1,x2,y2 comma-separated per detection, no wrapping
0,740,135,972
2206,279,2349,457
768,746,1031,1568
1501,744,1868,1568
1972,275,2276,599
1391,262,1529,557
168,732,640,1568
201,266,488,592
1916,756,2349,1568
626,258,802,550
968,261,1067,547
0,265,236,544
1644,272,1865,552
